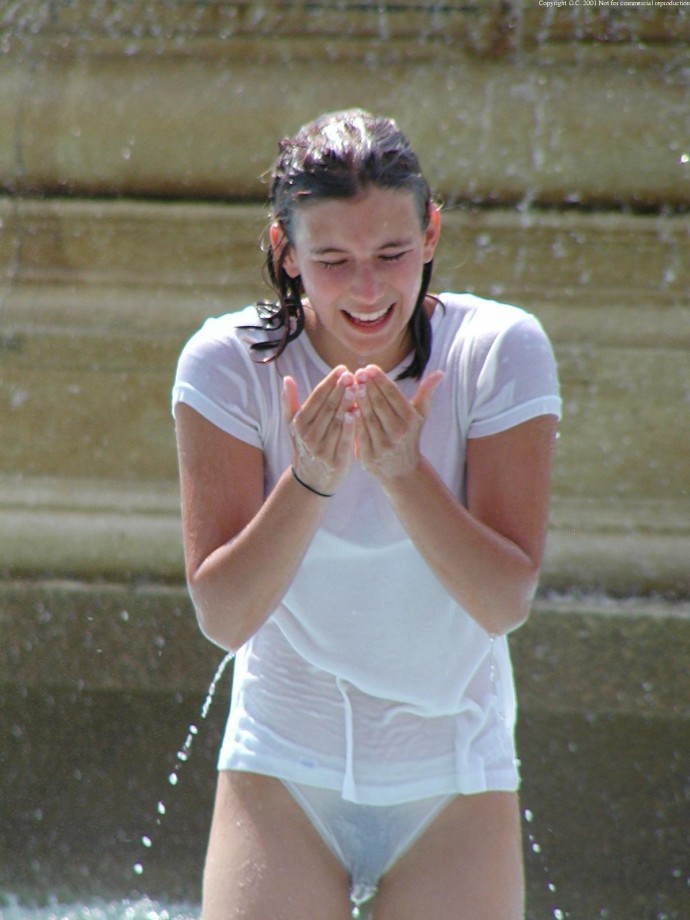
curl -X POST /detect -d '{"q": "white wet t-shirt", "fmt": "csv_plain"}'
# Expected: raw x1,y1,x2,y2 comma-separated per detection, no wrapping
172,293,561,804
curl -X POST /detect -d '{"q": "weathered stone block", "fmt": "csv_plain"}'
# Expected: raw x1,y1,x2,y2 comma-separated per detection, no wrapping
1,3,688,206
2,199,688,594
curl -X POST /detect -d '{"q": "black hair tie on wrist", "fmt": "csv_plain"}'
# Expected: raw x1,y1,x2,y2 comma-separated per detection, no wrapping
291,466,335,498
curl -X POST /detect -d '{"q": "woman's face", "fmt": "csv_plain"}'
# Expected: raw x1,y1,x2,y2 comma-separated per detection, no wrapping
274,186,441,373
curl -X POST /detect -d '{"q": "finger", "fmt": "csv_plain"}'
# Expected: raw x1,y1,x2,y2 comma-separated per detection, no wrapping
301,370,356,448
289,369,358,482
298,365,351,426
334,409,358,466
355,367,413,444
281,375,302,425
410,370,444,419
353,410,374,465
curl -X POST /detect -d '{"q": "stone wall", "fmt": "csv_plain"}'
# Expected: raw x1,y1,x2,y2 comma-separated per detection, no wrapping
2,201,688,593
1,1,689,596
1,2,689,915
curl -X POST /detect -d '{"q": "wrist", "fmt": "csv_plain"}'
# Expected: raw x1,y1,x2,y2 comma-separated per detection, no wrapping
377,456,426,497
291,466,335,498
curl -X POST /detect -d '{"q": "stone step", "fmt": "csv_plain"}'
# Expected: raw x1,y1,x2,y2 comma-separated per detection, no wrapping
0,201,690,506
1,4,689,207
2,200,689,597
6,0,689,48
4,199,690,313
1,475,689,596
1,576,687,722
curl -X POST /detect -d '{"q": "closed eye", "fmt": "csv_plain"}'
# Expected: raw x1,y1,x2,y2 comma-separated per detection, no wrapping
317,249,411,269
380,250,410,263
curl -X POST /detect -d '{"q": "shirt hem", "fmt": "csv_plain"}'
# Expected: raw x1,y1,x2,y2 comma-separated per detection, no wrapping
468,395,562,439
172,383,263,449
218,755,520,805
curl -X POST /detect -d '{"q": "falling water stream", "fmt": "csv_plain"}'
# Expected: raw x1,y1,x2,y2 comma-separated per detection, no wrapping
131,652,235,882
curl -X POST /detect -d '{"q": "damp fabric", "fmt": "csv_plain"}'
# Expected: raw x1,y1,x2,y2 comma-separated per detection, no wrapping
282,779,455,916
172,293,562,806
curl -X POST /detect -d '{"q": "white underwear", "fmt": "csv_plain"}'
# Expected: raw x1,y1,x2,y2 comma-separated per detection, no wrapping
283,779,455,917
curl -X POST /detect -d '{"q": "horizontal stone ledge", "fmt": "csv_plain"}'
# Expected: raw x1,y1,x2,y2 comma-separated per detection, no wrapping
1,39,688,206
3,333,689,508
1,475,688,594
5,1,688,51
0,477,185,583
514,594,690,721
0,579,220,696
3,205,688,500
1,3,512,54
0,577,687,721
2,200,689,324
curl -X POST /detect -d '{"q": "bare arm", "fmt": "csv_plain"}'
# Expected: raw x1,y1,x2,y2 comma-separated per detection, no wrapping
355,365,558,635
176,365,357,651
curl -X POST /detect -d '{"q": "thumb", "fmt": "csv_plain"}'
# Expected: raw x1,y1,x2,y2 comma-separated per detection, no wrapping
282,375,301,424
411,370,444,419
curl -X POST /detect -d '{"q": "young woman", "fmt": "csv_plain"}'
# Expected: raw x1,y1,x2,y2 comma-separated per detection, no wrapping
173,109,561,920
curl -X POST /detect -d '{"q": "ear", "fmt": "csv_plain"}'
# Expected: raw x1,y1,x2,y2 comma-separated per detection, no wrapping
269,221,299,278
422,202,441,262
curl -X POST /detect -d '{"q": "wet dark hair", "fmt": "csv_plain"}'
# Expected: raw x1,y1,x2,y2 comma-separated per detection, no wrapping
249,108,438,380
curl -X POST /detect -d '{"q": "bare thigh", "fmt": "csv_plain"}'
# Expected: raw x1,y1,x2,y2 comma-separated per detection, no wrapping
374,791,524,920
202,770,352,920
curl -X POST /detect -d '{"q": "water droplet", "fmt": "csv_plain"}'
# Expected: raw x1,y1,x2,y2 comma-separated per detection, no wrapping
554,910,565,919
201,652,235,717
524,808,534,822
680,154,689,164
532,841,542,854
132,654,234,883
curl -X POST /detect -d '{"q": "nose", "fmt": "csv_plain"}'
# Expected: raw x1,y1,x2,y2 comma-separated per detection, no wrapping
350,260,381,302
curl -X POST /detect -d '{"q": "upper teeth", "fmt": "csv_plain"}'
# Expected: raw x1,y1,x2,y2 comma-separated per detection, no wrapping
348,306,389,322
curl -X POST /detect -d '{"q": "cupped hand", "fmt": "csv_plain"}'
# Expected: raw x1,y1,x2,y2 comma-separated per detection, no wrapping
282,365,358,495
353,365,444,483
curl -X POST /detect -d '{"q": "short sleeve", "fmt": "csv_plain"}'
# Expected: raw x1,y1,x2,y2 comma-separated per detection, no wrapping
467,312,561,439
171,312,267,449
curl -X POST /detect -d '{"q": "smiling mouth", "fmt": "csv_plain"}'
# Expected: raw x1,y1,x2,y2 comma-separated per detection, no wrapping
343,304,394,328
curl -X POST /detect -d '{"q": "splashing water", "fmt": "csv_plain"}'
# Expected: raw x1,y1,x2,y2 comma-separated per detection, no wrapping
132,652,235,879
0,896,200,920
523,807,570,919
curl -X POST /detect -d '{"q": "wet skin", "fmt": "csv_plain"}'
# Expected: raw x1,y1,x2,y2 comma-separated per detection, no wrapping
273,186,443,497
